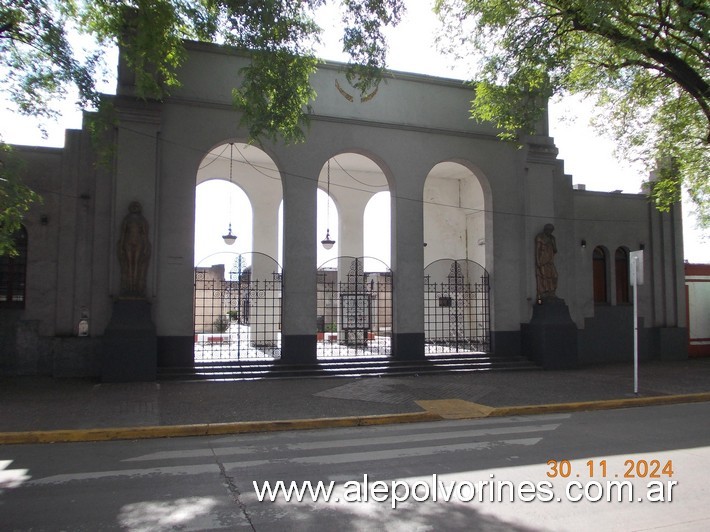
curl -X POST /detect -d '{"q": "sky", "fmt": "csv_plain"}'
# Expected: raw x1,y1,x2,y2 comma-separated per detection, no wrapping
1,0,706,264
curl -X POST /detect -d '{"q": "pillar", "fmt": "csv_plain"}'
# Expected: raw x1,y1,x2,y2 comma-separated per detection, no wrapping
280,155,319,363
391,177,426,360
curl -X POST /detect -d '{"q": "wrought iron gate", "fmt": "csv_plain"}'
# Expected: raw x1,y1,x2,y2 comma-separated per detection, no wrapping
194,253,282,361
424,259,491,353
317,257,392,358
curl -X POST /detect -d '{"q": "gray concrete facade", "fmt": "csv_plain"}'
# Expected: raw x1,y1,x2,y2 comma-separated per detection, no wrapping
0,41,687,377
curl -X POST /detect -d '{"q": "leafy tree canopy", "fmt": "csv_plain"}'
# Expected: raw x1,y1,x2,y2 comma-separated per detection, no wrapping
1,0,405,142
435,0,709,228
0,144,40,256
0,0,404,254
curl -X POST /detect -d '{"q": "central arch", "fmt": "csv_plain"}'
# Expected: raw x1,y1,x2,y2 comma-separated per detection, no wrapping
193,142,283,363
315,152,392,358
317,256,392,358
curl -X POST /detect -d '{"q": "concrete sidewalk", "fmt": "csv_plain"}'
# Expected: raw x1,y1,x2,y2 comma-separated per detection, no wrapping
1,358,710,444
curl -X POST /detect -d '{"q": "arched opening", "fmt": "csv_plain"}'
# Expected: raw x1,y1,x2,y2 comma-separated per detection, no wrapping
423,162,490,354
615,247,630,304
593,246,609,304
193,143,283,362
319,153,389,261
423,162,487,269
315,153,391,358
0,225,28,308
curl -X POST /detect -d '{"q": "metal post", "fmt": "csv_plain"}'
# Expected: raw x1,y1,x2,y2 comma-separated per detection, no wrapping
454,261,460,351
236,254,243,360
629,250,644,396
633,268,638,395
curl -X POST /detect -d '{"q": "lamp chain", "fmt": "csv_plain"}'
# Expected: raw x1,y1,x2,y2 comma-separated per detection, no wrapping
229,142,233,224
326,159,331,231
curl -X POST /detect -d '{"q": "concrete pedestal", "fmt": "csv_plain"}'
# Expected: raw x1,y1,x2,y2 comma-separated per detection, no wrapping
102,300,157,382
522,298,578,369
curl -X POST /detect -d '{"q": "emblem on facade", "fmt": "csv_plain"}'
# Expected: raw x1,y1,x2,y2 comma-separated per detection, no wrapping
335,79,379,103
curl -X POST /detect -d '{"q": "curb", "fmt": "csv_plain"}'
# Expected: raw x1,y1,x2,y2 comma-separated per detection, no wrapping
486,391,710,418
0,411,442,445
2,392,709,445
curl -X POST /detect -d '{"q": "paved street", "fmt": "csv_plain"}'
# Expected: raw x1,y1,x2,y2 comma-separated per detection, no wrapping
2,402,709,531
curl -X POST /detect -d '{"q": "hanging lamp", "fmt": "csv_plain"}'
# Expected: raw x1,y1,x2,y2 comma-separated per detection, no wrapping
222,142,237,245
321,159,335,250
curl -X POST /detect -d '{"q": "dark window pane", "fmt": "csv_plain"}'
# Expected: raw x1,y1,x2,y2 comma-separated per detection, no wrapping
593,247,608,303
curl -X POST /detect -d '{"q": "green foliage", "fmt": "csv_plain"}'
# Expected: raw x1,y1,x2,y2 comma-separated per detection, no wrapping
213,315,229,333
208,0,404,141
0,0,100,120
2,1,405,142
340,0,404,93
84,99,119,167
82,0,207,99
233,50,318,143
1,1,406,241
436,0,710,228
218,1,324,143
0,143,41,256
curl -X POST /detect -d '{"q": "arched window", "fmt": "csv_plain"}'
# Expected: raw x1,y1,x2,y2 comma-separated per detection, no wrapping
615,247,630,304
0,226,28,308
592,246,608,304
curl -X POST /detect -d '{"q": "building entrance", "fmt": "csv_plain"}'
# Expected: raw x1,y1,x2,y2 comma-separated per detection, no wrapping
194,253,282,362
424,259,491,354
317,257,392,358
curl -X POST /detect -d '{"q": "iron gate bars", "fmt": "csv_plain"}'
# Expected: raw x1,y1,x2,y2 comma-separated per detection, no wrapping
424,259,491,354
194,255,488,362
194,253,282,362
317,256,392,358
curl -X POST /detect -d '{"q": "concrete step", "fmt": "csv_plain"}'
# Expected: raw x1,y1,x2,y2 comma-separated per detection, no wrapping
158,353,539,381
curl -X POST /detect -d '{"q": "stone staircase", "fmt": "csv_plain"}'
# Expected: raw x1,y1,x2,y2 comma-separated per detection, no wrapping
158,353,539,381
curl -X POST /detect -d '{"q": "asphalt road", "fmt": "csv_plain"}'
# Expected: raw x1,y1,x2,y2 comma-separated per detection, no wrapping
2,402,709,531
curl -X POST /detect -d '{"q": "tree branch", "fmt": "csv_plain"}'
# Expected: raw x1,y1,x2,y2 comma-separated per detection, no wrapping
569,14,709,131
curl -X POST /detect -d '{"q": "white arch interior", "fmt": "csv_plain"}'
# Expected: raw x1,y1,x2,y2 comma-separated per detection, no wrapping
320,153,389,269
424,162,486,268
195,180,252,271
195,143,282,276
364,191,391,270
316,189,339,266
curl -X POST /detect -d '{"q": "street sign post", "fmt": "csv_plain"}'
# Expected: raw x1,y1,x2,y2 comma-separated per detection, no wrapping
630,250,644,395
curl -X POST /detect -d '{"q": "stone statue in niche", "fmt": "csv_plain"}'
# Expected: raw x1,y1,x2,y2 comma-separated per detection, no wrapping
535,223,558,302
118,201,151,298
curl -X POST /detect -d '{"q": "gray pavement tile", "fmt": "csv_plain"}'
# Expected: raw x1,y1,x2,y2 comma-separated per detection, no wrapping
0,359,709,433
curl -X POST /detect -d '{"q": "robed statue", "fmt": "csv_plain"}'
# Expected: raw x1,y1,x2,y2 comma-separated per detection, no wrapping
118,201,151,298
535,223,558,301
